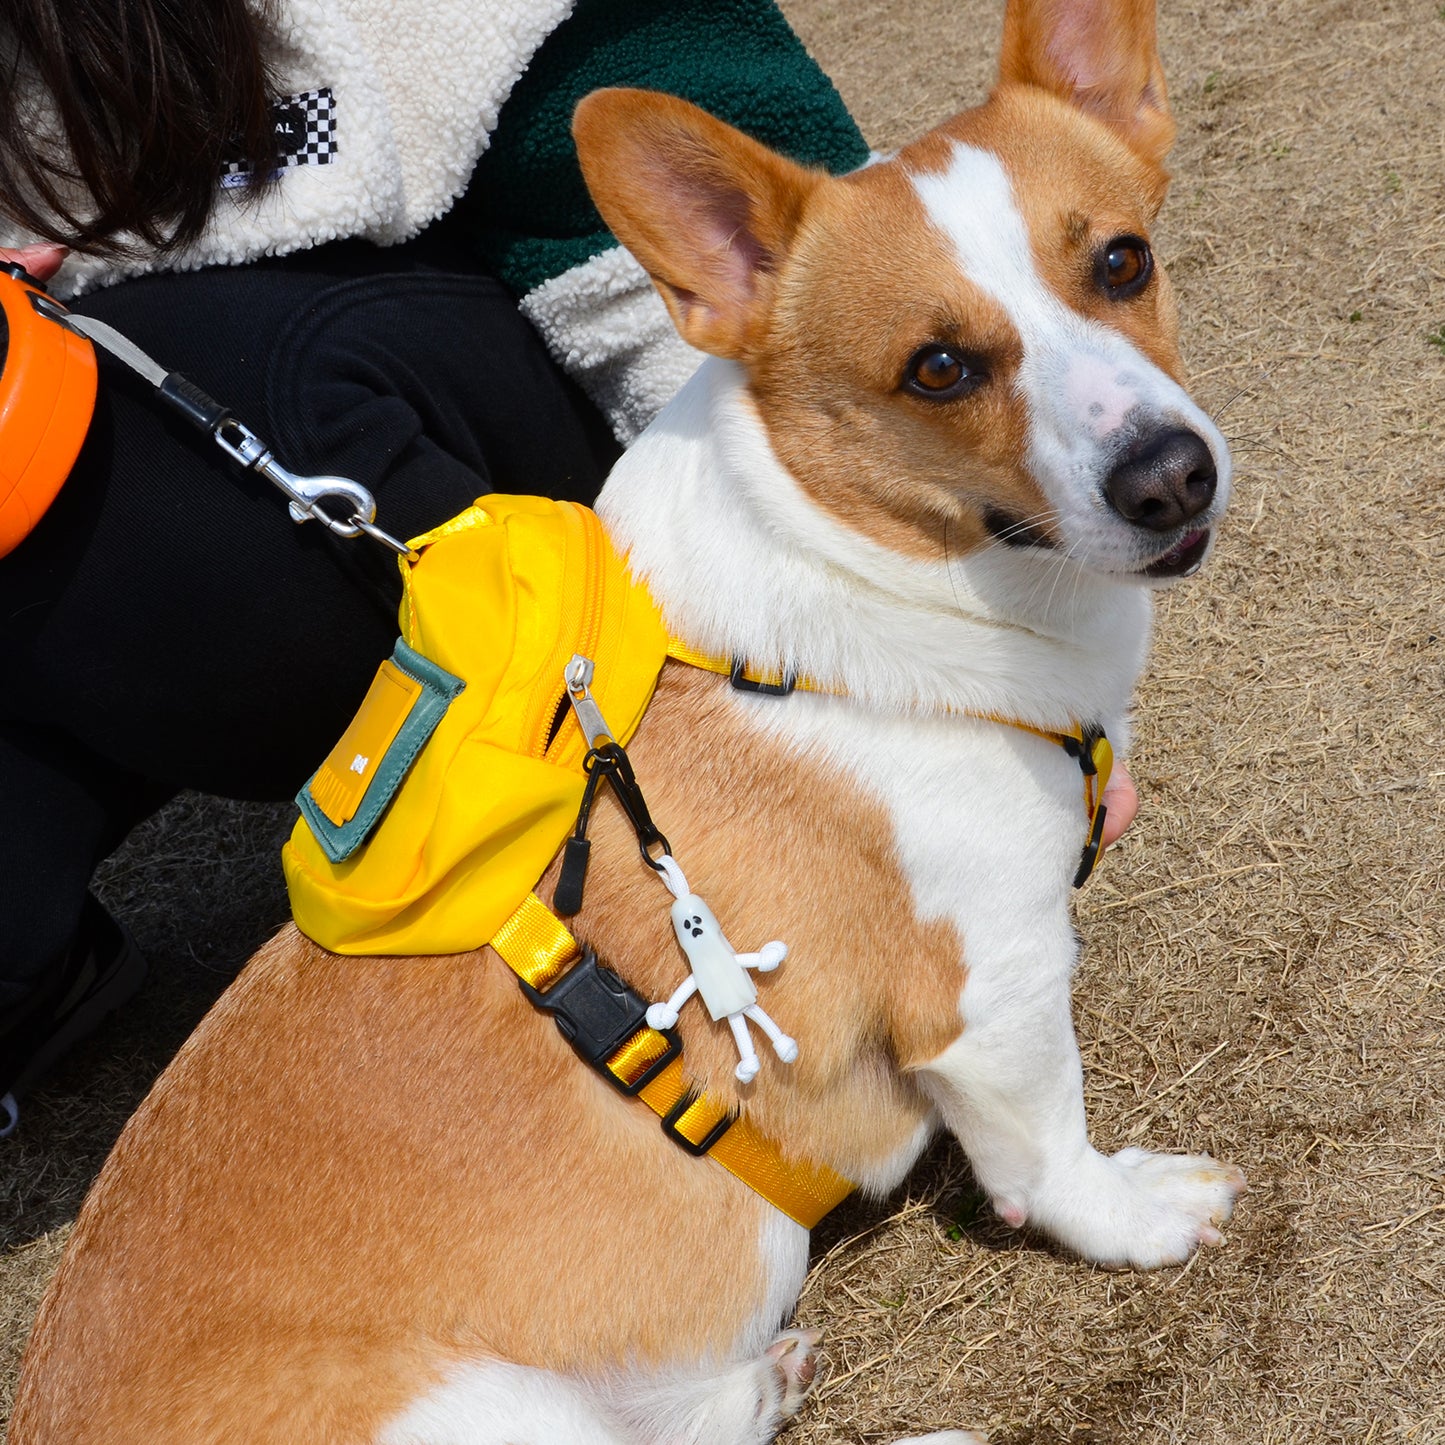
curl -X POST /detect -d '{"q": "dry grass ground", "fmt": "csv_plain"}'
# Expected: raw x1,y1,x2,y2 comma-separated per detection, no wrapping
3,0,1442,1439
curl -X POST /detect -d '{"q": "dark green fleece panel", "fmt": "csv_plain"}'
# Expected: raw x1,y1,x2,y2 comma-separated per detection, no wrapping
457,0,870,296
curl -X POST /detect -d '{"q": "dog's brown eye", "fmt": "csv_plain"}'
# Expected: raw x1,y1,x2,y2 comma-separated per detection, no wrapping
1097,235,1153,297
904,345,984,399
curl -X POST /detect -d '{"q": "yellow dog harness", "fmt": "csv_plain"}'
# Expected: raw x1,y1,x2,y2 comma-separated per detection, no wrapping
666,641,1115,889
284,495,1109,1228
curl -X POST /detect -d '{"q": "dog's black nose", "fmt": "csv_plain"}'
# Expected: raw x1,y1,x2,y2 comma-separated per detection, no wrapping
1103,429,1217,532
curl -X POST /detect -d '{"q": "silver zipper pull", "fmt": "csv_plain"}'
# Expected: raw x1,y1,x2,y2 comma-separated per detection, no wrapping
564,655,615,751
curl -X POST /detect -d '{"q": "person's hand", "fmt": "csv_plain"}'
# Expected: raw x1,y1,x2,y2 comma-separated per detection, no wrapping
1101,761,1138,849
0,242,67,282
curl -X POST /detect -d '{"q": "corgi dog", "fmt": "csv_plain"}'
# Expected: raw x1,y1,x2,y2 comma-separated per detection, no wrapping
11,0,1244,1440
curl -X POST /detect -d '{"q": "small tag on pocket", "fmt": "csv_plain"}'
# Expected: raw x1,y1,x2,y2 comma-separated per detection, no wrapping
310,660,423,827
297,640,464,863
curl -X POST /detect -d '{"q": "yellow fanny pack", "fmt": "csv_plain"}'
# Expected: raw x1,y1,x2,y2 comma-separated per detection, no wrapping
282,494,670,955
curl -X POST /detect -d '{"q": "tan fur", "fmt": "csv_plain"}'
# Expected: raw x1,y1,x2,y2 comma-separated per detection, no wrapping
752,159,1041,562
14,936,774,1442
573,91,824,362
949,89,1181,373
547,663,970,1121
11,666,960,1442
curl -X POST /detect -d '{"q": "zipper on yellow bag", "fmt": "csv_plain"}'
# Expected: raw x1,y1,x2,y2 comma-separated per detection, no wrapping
515,502,595,762
541,503,608,764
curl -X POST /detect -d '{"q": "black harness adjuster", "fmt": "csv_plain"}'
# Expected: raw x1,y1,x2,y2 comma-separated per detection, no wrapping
1073,803,1109,889
660,1088,737,1156
1059,722,1107,775
729,657,797,697
1064,722,1110,889
519,950,680,1097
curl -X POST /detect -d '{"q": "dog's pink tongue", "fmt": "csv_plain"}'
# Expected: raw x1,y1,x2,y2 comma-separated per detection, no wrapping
1165,529,1206,561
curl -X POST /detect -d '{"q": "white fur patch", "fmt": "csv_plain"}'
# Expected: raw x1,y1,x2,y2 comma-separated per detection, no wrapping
909,144,1232,573
739,691,1088,1009
734,1205,810,1358
380,1346,812,1445
379,1362,625,1444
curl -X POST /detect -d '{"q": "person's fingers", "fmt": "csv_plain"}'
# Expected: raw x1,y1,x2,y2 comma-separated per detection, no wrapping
1100,762,1139,849
0,242,68,281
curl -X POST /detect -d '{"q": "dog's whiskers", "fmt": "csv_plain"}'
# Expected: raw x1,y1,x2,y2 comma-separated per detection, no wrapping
943,506,1065,617
991,507,1063,545
942,513,968,617
1041,536,1086,618
1210,364,1274,423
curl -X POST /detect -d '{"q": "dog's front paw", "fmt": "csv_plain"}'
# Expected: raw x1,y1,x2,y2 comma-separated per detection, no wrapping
1104,1147,1246,1266
1025,1147,1246,1269
764,1329,823,1418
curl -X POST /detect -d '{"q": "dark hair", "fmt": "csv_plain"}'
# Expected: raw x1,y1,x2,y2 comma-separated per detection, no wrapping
0,0,280,255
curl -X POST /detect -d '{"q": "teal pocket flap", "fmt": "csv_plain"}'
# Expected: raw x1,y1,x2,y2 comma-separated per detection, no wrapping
296,639,464,864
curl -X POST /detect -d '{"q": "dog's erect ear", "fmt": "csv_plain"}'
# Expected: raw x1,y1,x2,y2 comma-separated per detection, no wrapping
998,0,1175,167
573,89,823,361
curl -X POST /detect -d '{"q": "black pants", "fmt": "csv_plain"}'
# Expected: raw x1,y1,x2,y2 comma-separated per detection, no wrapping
0,235,620,988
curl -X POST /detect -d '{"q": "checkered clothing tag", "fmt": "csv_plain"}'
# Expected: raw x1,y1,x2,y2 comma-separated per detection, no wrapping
221,89,337,188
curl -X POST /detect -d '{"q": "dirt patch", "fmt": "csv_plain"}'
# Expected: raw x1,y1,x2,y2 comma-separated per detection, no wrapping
3,1,1442,1439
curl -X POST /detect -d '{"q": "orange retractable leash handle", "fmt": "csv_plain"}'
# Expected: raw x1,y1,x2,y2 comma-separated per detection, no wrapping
0,266,98,558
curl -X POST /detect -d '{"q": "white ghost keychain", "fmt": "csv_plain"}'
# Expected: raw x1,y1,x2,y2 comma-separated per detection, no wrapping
645,854,798,1083
557,657,798,1085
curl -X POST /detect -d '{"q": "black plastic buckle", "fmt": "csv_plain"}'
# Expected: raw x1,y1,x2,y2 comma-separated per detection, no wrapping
729,657,797,697
660,1088,737,1156
519,950,680,1096
1060,723,1107,777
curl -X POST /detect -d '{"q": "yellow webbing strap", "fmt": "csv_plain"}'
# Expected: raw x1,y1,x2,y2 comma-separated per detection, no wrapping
664,638,842,696
491,892,582,992
634,1058,855,1229
491,892,853,1230
664,640,1112,821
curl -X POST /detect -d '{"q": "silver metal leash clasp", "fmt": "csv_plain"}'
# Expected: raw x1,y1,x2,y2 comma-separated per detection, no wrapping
212,419,415,557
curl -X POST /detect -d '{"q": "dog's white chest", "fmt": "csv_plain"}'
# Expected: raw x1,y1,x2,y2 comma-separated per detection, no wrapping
747,698,1088,946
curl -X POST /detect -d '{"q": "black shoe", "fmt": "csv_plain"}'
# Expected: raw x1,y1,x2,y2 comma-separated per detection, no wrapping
0,896,148,1136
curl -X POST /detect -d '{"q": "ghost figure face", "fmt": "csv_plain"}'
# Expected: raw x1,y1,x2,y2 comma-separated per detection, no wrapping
669,894,757,1021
